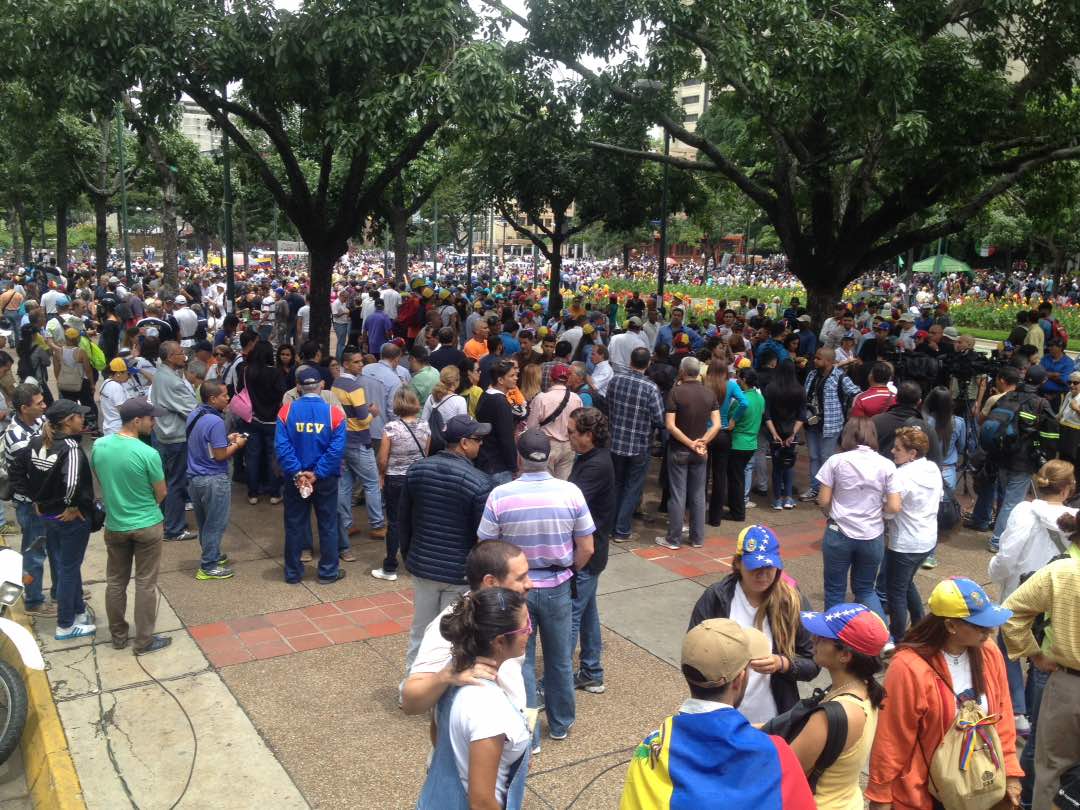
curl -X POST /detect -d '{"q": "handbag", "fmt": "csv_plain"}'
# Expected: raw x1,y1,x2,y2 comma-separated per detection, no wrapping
1056,762,1080,810
938,480,961,532
90,499,107,532
228,385,253,423
760,688,854,793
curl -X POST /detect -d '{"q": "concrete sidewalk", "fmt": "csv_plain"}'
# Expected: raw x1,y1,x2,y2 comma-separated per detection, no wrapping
23,457,1000,809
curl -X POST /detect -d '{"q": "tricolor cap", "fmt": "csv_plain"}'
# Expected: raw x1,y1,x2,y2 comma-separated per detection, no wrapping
735,525,782,570
800,603,889,656
928,577,1012,627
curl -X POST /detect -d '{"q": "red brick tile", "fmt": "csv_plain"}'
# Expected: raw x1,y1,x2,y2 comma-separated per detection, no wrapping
366,620,406,638
266,609,310,627
672,563,706,577
312,613,354,631
399,588,414,603
289,633,332,652
367,591,407,607
632,547,670,560
334,597,373,613
195,635,241,653
277,621,318,639
228,615,271,632
325,625,369,644
349,608,388,627
190,622,232,640
248,640,293,660
695,559,732,574
238,627,282,645
302,603,342,619
381,603,413,620
653,557,689,573
207,647,254,667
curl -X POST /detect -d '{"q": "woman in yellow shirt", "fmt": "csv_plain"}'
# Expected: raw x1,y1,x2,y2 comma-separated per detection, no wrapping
457,358,483,418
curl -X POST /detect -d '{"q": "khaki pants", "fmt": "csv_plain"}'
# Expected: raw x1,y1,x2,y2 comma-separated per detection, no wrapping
547,439,574,480
1033,668,1080,810
104,522,163,651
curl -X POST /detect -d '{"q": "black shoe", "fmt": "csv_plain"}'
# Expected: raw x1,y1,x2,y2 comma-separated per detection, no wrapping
135,635,173,656
752,487,769,496
112,638,129,650
317,569,347,585
963,518,991,531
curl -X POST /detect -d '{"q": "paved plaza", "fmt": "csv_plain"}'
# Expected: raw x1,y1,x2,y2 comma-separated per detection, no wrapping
26,461,994,809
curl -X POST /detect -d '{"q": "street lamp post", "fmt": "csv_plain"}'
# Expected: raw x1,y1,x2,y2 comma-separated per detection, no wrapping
432,196,438,279
466,212,474,290
222,97,236,312
657,129,670,312
116,108,132,285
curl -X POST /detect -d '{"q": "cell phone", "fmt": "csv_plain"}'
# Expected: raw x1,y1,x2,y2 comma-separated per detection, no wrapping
239,433,249,438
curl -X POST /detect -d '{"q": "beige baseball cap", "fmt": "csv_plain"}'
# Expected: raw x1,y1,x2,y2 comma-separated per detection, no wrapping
682,618,771,688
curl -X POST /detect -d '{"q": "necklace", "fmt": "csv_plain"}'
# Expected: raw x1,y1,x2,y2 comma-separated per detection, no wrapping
826,678,865,697
945,649,966,666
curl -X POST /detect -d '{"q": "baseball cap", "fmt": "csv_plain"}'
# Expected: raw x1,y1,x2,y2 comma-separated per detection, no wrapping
942,326,960,340
674,332,690,347
800,603,889,656
627,316,643,327
519,329,535,340
45,399,91,423
928,577,1013,627
63,327,80,340
108,357,128,373
296,366,322,386
682,618,771,688
443,415,492,444
108,275,120,284
118,397,166,422
898,313,914,323
796,314,812,324
439,289,451,300
875,321,892,331
174,294,187,305
55,295,70,307
517,428,551,462
1026,365,1047,385
422,287,434,299
915,329,929,340
735,525,782,570
550,363,570,383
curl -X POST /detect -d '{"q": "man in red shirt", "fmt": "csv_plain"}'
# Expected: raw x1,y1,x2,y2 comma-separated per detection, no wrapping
850,362,896,417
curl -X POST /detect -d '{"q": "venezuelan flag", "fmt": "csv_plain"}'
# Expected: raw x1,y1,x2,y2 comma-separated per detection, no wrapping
620,708,816,810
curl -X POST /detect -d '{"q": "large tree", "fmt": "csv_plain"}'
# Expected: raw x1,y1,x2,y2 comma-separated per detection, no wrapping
486,0,1080,321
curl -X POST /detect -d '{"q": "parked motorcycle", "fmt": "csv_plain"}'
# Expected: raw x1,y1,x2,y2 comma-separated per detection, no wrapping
0,542,45,764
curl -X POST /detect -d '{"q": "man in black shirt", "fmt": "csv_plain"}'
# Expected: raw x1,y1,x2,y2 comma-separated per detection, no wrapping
429,327,466,371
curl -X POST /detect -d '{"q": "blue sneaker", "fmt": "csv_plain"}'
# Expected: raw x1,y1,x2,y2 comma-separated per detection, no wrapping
772,500,783,511
987,537,1000,553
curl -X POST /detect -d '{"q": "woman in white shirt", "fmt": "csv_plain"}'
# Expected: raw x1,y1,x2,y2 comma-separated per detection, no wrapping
876,426,942,643
421,366,468,425
416,587,532,810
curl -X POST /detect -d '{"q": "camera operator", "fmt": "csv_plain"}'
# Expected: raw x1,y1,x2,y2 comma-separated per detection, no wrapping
976,365,1059,553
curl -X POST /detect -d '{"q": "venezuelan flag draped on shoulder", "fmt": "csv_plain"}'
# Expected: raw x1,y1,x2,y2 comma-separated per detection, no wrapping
620,704,816,810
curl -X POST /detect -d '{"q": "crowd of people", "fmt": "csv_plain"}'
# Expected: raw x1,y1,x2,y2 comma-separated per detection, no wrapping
0,251,1077,810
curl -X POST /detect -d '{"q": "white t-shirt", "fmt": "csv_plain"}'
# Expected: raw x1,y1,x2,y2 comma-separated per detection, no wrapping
381,287,401,319
943,651,989,713
728,582,777,724
297,305,310,339
448,680,530,807
409,600,527,711
421,393,468,425
886,457,943,553
98,378,129,435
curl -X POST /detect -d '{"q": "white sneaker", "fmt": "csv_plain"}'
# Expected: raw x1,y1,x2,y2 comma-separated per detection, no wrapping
654,536,681,550
1014,714,1031,735
371,568,398,581
745,501,757,509
55,623,96,640
185,502,194,512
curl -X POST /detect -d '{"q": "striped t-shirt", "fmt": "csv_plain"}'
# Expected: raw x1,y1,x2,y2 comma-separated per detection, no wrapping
477,472,595,588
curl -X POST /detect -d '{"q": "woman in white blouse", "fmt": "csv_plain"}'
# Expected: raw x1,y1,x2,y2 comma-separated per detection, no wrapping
421,365,468,425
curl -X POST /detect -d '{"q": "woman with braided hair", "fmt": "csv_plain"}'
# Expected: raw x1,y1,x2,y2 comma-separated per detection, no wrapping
417,587,532,810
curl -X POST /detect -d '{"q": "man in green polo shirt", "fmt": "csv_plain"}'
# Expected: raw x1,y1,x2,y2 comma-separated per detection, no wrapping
90,397,171,656
731,366,767,518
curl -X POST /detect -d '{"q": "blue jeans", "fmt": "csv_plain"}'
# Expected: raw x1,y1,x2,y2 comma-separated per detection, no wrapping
189,474,231,570
158,440,190,537
805,429,838,494
282,477,339,582
822,525,885,621
1020,665,1050,809
333,322,350,361
571,566,603,682
45,516,89,628
246,421,282,498
338,443,383,549
998,630,1027,715
16,500,58,607
875,548,928,641
381,475,405,573
992,469,1032,543
524,579,575,739
612,452,649,536
971,476,1004,528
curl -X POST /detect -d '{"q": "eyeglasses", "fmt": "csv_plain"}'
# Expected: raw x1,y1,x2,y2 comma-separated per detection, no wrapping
504,612,533,638
1071,381,1080,386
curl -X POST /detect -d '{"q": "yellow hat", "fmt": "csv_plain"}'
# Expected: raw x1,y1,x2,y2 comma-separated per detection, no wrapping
64,327,80,340
737,357,752,369
583,323,595,335
537,326,550,338
108,357,128,373
439,289,451,300
422,287,434,299
532,303,542,312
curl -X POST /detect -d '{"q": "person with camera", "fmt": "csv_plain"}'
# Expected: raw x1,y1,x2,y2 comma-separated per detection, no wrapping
980,365,1059,555
800,347,861,502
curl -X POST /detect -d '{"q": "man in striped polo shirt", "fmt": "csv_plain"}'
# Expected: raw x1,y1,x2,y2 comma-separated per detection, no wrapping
478,429,595,747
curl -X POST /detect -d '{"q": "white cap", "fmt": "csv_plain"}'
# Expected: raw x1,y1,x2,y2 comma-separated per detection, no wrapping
174,294,187,305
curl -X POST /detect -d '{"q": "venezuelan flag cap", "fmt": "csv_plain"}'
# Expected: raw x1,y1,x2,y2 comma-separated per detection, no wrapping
736,525,782,570
800,604,889,656
928,577,1013,627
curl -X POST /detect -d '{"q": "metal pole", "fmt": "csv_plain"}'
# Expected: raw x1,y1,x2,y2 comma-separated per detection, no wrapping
657,129,670,312
37,200,45,255
222,105,235,313
432,196,438,279
466,212,473,290
489,207,495,274
116,109,132,285
272,206,279,271
532,243,538,287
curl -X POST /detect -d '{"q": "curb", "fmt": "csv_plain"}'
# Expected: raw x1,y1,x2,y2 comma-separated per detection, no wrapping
1,605,85,810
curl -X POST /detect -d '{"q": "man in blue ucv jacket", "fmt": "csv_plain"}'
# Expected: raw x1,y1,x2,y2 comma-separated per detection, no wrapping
275,366,347,585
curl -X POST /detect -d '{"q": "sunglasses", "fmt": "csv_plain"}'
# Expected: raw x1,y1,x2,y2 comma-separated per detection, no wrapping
503,612,533,638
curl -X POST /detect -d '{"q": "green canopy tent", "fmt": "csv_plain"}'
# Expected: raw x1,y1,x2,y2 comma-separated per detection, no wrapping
912,255,973,275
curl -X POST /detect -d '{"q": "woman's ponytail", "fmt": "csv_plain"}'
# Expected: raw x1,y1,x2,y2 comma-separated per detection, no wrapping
439,588,525,672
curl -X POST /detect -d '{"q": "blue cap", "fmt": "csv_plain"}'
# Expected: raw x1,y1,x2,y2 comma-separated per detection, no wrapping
296,366,322,386
800,603,889,656
735,525,782,570
928,577,1013,628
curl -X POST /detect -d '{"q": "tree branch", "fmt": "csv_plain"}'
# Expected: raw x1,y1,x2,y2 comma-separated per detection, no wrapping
587,140,721,173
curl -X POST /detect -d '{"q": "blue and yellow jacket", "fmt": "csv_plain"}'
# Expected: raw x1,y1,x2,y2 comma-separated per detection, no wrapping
274,395,346,480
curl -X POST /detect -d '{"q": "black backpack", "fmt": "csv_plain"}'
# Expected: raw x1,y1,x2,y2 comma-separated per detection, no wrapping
427,398,450,453
760,688,852,793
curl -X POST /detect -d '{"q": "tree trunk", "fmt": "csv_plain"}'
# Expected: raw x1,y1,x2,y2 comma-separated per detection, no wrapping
307,245,336,357
93,194,109,274
161,175,179,298
1052,244,1065,294
804,281,846,335
390,208,409,283
622,243,630,276
195,227,211,259
18,213,33,265
55,201,69,271
8,211,20,264
547,240,564,318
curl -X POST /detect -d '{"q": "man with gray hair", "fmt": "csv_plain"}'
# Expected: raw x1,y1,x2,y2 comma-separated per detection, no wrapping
361,342,406,424
151,341,198,542
657,356,720,550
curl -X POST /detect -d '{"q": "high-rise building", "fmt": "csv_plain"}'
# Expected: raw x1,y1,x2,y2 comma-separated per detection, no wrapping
672,79,709,158
180,99,219,155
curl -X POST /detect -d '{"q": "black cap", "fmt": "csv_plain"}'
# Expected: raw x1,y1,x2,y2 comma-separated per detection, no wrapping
118,397,166,422
1026,365,1047,385
517,428,551,462
45,399,91,424
443,415,492,444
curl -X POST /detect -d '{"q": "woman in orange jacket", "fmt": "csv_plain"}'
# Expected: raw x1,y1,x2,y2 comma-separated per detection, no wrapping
867,577,1023,810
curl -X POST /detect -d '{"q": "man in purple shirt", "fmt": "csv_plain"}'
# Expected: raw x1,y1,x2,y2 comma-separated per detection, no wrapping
362,297,393,356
